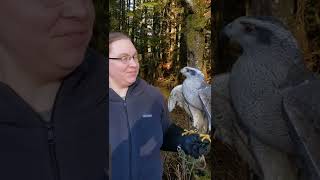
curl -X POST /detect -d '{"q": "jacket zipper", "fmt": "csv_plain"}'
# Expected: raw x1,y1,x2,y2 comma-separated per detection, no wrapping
1,82,64,180
46,82,64,180
47,123,60,180
123,100,133,180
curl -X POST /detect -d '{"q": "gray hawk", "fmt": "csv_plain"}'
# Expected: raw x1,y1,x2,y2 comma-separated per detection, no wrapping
221,16,320,180
168,67,211,135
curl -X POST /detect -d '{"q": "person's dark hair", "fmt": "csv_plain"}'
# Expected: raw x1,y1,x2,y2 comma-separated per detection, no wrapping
109,32,131,45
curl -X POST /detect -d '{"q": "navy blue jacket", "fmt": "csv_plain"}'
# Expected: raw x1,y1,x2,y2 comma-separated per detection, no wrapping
0,49,108,180
109,78,171,180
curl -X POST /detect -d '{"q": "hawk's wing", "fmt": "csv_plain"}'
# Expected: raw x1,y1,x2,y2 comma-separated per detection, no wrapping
198,86,211,132
168,85,183,112
282,80,320,179
168,84,192,116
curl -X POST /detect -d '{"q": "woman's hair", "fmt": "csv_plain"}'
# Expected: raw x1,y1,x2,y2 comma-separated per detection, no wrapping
109,32,131,45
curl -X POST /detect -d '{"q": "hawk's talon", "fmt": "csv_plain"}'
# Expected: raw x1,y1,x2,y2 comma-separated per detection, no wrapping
182,129,212,143
199,134,211,143
182,129,198,136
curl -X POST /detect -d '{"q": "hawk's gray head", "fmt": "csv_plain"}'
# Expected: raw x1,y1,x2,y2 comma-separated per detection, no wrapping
180,67,205,80
221,16,302,64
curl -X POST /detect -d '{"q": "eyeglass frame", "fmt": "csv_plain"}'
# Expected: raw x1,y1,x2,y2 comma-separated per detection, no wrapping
108,54,139,64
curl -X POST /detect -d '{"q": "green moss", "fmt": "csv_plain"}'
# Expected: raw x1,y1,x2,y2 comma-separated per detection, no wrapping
142,2,159,8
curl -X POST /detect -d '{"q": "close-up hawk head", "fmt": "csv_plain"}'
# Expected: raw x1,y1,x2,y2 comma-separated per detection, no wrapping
180,67,205,80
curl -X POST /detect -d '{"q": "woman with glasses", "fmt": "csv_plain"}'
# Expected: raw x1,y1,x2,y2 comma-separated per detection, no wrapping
109,32,211,180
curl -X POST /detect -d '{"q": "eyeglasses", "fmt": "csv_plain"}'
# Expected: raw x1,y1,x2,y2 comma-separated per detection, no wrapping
109,55,139,64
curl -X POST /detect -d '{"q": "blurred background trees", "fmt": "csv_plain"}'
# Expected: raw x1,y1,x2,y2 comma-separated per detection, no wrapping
109,0,212,86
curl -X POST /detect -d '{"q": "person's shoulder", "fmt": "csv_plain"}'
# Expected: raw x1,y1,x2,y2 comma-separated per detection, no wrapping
61,48,107,103
77,48,107,91
84,48,106,68
138,78,164,99
78,48,107,82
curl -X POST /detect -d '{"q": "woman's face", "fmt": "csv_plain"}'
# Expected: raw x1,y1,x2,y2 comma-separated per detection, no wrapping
0,0,95,78
109,39,139,89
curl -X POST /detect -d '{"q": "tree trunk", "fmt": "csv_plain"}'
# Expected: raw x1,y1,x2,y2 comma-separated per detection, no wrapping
213,0,246,74
247,0,272,16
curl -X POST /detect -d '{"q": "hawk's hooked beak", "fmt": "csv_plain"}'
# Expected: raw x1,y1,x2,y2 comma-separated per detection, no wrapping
180,67,187,76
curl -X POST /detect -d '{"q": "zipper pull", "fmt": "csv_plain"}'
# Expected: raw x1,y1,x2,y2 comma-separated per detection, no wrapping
47,124,55,144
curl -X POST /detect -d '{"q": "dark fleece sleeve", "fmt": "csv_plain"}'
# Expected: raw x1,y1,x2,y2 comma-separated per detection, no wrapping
153,87,185,152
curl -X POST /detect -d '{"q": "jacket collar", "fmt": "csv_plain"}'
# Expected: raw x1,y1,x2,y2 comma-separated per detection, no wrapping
109,77,148,102
0,49,106,125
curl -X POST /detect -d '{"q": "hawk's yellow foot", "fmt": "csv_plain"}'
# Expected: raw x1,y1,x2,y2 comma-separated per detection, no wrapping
199,134,211,143
182,129,212,143
182,129,198,136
